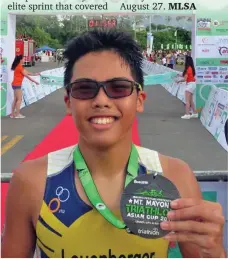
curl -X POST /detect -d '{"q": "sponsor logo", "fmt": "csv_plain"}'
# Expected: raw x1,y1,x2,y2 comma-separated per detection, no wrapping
138,228,160,236
213,20,220,27
197,18,211,30
217,38,228,45
224,80,228,83
213,20,228,27
134,180,149,184
211,72,218,74
197,67,207,71
204,80,212,82
202,37,209,43
199,61,214,65
204,76,212,78
219,47,228,56
219,67,228,71
202,49,210,53
197,76,204,78
208,67,218,70
212,75,218,78
220,60,228,64
48,186,70,214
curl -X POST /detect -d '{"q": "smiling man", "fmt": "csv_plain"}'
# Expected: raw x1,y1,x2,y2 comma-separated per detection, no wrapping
2,30,226,258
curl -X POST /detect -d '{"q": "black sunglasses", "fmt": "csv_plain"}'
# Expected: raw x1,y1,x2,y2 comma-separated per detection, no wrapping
66,78,142,100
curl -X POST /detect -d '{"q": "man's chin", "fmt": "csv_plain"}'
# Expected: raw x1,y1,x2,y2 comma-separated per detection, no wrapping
84,136,120,150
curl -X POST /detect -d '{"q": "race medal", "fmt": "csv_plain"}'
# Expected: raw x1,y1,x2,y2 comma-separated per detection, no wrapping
120,172,180,239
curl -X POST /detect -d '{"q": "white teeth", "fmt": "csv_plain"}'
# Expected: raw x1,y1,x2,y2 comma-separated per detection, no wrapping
91,117,115,124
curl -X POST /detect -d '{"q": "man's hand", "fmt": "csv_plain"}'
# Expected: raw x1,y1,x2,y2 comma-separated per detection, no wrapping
160,198,226,258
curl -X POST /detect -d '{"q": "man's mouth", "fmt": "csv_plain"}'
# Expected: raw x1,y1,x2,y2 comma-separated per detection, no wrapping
90,117,117,125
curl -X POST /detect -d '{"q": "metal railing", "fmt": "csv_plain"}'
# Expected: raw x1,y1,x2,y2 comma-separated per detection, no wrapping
1,171,228,183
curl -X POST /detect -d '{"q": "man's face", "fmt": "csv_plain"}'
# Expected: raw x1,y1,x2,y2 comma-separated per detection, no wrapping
65,50,146,148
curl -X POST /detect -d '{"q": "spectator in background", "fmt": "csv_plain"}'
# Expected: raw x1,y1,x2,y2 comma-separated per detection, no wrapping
10,55,39,119
169,52,175,69
177,55,198,119
162,54,167,66
148,54,153,62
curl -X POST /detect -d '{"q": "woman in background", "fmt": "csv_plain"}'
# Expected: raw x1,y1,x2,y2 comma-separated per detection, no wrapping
10,55,39,119
178,55,198,119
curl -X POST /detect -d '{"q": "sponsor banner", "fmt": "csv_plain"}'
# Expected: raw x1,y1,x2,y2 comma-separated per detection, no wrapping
1,83,7,116
0,57,7,116
176,83,186,104
196,58,228,66
22,77,38,106
196,15,228,36
196,36,228,58
144,72,177,85
40,75,64,92
0,13,7,36
196,84,228,111
200,86,228,151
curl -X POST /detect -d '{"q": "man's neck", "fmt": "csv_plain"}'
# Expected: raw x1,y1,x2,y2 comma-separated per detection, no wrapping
77,137,133,180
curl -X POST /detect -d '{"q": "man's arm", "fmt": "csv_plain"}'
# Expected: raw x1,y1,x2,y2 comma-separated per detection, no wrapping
1,159,46,258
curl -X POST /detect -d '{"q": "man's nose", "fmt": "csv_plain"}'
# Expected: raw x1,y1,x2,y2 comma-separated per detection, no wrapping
91,85,112,108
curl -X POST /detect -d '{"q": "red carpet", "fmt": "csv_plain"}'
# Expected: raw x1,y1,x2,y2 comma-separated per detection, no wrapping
1,115,140,229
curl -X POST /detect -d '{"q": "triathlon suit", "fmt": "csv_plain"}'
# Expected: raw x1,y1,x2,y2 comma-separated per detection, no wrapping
11,63,24,90
34,145,170,258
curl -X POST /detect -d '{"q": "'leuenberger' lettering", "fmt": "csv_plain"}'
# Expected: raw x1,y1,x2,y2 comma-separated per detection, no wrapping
61,249,155,258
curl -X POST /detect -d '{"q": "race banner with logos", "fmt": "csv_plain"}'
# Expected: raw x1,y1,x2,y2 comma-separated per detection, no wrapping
0,57,7,116
200,86,228,151
195,13,228,110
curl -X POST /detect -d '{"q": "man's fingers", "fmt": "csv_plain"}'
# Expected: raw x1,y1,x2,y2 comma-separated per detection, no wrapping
163,232,217,249
171,199,222,211
160,220,222,235
167,205,225,225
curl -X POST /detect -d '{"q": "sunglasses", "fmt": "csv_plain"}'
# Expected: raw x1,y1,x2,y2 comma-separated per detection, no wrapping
66,78,142,100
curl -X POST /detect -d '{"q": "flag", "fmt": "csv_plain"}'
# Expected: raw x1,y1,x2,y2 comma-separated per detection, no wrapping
174,30,177,37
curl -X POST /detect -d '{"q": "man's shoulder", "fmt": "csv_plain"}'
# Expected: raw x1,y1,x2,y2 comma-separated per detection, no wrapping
137,145,200,197
159,153,192,176
12,156,48,188
12,145,76,185
159,153,201,199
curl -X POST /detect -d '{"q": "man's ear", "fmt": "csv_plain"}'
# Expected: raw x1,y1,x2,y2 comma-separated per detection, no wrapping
64,94,72,115
136,91,147,113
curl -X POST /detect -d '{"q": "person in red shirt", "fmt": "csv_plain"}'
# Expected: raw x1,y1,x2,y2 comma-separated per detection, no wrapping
178,56,198,119
10,55,39,119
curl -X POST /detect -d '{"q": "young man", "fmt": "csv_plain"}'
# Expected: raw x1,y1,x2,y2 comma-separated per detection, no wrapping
2,30,226,258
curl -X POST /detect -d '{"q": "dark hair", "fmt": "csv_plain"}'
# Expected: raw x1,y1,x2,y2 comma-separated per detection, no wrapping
63,29,144,95
11,55,23,70
183,55,195,77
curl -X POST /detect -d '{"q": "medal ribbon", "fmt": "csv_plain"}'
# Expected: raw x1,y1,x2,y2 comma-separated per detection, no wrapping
73,144,139,229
